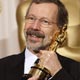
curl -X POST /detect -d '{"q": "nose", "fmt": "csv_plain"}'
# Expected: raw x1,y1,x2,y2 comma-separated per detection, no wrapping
31,20,41,30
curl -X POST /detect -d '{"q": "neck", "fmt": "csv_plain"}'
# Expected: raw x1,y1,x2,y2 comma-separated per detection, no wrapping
27,48,41,58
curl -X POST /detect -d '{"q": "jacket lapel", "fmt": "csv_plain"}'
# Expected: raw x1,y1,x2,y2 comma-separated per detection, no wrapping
6,51,25,80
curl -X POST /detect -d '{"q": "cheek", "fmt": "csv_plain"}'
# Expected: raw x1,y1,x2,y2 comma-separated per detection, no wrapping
43,29,54,38
43,28,59,42
24,23,31,31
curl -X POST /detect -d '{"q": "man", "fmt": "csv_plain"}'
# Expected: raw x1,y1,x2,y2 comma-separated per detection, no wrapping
0,0,80,80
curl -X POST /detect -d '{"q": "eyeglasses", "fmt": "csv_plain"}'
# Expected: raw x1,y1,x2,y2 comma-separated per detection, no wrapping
25,15,57,28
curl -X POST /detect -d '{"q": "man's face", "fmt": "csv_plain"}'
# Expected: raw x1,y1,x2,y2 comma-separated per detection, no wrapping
24,3,59,53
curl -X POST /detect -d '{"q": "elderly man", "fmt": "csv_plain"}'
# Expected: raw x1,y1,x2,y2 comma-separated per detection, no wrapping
0,0,80,80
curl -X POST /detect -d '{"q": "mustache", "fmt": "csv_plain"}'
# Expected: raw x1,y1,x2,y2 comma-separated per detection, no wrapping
26,29,45,38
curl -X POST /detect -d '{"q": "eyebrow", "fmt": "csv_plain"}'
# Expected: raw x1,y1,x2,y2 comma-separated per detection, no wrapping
26,14,36,17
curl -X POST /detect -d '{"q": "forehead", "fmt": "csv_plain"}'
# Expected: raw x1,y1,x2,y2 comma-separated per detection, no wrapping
28,3,58,20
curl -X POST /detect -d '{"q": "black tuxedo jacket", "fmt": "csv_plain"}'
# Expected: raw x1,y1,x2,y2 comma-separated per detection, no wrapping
0,50,80,80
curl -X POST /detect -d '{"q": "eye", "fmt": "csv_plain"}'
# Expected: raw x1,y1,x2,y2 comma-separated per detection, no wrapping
26,16,36,22
41,19,49,25
28,16,35,20
25,16,36,23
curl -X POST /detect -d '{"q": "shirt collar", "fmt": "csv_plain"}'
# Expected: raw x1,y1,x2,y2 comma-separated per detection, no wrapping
25,48,38,59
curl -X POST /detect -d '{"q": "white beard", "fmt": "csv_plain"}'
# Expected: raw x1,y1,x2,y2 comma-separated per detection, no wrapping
26,35,52,52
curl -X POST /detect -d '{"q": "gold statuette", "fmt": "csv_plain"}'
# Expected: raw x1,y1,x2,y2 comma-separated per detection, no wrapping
22,25,67,80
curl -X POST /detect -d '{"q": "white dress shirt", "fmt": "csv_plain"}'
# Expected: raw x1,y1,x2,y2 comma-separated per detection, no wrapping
24,48,38,74
24,48,52,80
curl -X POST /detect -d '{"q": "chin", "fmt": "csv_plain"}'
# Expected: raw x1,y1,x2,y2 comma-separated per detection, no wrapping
27,41,41,48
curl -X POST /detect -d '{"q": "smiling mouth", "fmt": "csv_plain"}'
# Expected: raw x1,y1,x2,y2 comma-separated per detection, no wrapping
26,29,45,38
28,34,42,42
